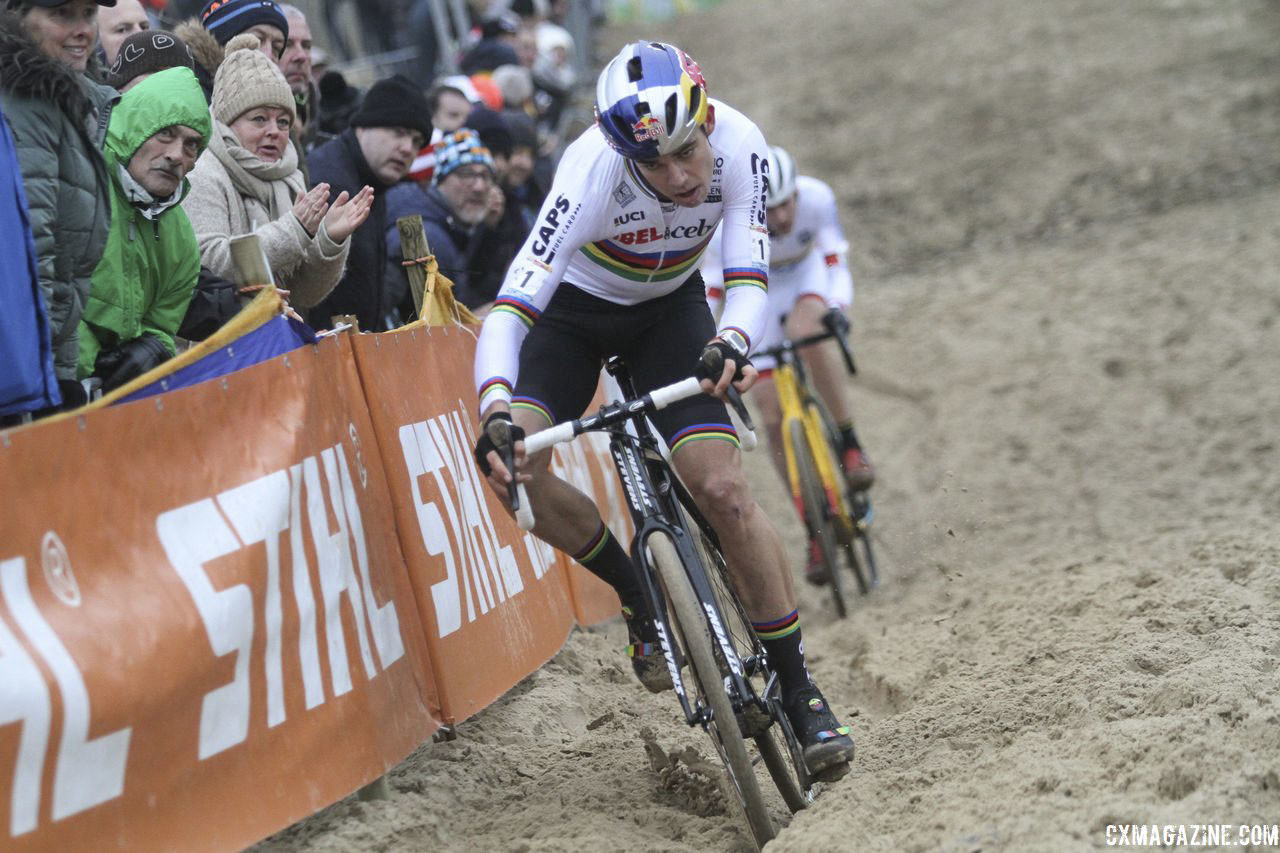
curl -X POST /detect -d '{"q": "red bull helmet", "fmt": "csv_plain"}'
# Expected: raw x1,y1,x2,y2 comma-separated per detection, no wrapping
594,41,709,160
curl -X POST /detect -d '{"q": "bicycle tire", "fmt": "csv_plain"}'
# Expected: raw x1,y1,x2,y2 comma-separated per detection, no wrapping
850,504,880,591
788,419,849,618
687,521,810,814
648,532,776,849
814,404,875,591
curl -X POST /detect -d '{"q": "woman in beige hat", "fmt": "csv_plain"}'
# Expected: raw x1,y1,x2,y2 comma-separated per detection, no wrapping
183,33,372,313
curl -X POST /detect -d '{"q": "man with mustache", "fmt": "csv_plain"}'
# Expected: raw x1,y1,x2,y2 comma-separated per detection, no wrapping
78,64,210,392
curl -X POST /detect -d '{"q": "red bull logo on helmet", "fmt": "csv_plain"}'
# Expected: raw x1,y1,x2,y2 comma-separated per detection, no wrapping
632,113,664,143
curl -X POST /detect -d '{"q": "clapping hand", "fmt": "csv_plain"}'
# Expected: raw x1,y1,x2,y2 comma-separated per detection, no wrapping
322,185,375,242
291,182,331,237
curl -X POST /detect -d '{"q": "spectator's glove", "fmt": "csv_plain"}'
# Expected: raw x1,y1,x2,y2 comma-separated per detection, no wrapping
473,411,525,476
94,334,169,392
56,378,88,410
822,308,851,338
697,334,752,384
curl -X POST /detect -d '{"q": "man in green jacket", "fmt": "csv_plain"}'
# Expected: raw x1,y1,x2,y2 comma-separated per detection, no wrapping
78,65,211,391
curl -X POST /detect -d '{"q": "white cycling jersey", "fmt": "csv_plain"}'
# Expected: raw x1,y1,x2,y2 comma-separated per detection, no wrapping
703,174,853,369
474,99,771,413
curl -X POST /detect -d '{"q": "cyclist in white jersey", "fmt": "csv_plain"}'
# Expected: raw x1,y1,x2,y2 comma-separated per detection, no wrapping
704,145,875,584
471,41,854,779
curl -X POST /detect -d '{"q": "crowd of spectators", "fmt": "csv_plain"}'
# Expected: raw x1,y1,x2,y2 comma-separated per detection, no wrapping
0,0,582,425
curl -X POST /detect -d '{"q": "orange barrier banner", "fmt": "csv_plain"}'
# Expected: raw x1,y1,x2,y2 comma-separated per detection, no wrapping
350,325,581,722
548,431,630,626
0,333,439,852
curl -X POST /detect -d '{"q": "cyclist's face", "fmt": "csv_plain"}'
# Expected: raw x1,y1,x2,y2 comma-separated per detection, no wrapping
767,196,797,236
634,125,715,208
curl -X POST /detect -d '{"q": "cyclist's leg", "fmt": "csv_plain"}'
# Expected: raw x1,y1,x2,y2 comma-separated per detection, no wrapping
785,294,854,427
750,373,788,483
636,280,854,772
784,294,874,489
511,287,645,608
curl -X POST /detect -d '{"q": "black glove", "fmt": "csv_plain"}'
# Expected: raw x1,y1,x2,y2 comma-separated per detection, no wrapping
823,308,851,338
697,337,752,384
56,378,88,410
93,334,170,392
473,411,526,476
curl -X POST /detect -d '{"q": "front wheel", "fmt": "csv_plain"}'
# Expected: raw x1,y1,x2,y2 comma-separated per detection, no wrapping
789,419,849,618
647,532,776,849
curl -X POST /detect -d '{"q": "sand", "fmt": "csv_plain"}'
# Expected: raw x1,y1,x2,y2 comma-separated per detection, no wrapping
253,0,1280,848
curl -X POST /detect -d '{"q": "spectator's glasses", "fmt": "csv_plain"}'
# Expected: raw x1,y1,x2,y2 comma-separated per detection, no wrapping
450,167,495,186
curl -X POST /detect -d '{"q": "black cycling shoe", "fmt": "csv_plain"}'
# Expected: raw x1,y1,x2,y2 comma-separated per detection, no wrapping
784,683,855,781
623,606,673,693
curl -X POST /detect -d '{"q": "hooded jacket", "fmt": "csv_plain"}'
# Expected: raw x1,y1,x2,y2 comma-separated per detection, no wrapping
77,67,212,376
0,12,117,382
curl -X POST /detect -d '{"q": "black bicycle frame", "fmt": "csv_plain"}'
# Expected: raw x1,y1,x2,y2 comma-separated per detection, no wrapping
570,361,766,731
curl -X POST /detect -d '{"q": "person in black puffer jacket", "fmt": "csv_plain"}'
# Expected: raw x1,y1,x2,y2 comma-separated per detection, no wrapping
0,4,118,412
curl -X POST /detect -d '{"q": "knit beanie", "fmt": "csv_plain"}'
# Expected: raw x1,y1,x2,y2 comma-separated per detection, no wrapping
349,74,433,141
464,106,512,159
105,30,196,91
433,129,495,185
211,33,295,125
199,0,288,46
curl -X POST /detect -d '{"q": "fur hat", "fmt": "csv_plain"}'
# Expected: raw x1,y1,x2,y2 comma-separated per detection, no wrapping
210,33,295,125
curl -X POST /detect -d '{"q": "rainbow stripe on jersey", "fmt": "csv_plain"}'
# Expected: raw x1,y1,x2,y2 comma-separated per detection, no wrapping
490,295,541,328
579,230,715,284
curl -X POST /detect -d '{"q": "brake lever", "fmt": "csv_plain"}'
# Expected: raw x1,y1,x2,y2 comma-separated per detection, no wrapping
725,385,758,451
822,311,858,375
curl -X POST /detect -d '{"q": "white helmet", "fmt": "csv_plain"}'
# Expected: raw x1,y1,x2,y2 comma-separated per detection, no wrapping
765,145,798,208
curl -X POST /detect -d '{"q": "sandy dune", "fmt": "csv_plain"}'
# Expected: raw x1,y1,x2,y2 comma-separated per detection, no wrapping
254,0,1280,848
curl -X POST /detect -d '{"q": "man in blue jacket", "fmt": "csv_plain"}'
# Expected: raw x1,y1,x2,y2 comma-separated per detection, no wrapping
384,128,506,314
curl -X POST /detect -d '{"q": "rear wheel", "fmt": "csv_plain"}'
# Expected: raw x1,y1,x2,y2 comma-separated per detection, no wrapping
648,533,776,849
789,419,849,618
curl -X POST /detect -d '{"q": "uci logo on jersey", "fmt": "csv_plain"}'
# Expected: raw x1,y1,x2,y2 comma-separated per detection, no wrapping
632,114,663,143
532,194,573,262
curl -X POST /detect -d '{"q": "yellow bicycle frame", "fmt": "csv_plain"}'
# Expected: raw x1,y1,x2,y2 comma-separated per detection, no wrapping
772,361,856,544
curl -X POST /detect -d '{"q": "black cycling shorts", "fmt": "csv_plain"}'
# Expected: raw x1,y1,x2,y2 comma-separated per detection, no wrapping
513,275,739,454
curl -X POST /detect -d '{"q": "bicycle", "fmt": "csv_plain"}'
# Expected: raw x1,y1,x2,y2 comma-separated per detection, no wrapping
507,357,819,850
753,313,879,619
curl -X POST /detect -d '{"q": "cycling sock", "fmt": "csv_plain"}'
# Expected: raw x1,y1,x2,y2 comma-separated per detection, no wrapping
574,523,646,614
838,422,863,451
753,610,811,698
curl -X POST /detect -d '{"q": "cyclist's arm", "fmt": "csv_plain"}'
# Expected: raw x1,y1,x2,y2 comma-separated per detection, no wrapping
713,122,771,355
474,135,612,417
701,225,726,319
810,178,854,310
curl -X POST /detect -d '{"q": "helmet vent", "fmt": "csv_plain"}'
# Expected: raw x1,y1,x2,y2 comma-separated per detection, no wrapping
664,94,678,136
610,112,633,143
688,85,703,118
626,56,645,82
